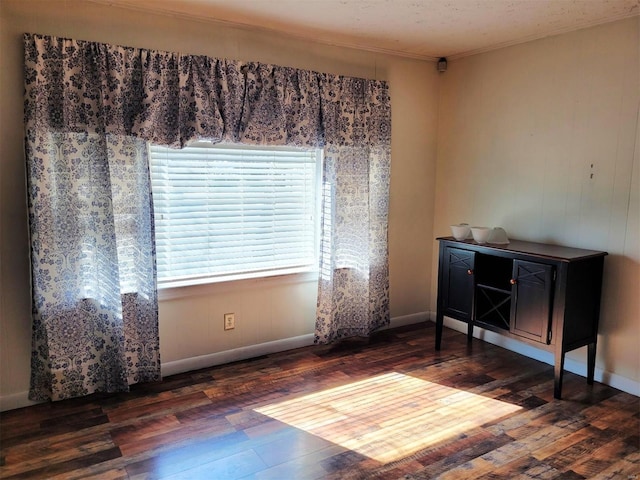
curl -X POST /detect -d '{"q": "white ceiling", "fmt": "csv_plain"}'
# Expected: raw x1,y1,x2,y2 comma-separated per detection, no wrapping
93,0,639,60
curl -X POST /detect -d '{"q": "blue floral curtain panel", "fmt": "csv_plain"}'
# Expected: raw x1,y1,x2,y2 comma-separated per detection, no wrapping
315,79,392,343
24,37,166,401
24,33,391,400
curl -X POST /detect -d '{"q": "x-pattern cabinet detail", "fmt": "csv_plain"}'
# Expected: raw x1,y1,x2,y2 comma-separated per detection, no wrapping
435,237,607,399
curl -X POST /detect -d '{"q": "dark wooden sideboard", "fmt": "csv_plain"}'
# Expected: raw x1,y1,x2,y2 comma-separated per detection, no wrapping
435,237,607,399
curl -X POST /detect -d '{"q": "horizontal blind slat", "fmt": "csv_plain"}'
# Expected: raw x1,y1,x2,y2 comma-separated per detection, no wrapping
150,143,319,283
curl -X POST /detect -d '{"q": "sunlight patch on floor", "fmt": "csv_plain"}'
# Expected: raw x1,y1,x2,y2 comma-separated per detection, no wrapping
254,372,521,463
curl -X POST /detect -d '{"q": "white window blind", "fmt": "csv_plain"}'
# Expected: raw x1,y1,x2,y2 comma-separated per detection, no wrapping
149,143,320,286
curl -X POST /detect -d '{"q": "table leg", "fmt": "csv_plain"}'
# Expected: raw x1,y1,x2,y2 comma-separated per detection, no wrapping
587,342,596,385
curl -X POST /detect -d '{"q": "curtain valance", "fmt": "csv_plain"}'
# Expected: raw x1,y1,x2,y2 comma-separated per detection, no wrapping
24,34,390,149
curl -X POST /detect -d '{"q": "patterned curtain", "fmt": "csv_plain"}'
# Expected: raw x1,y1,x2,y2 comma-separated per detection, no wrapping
315,80,392,343
24,34,391,401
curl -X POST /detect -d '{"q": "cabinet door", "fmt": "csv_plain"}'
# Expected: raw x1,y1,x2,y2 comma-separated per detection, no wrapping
442,247,475,321
510,260,554,344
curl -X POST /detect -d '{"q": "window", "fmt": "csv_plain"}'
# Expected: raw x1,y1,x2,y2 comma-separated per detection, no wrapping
149,143,321,287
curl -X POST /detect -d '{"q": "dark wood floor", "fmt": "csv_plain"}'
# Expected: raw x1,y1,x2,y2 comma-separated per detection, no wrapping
1,322,638,479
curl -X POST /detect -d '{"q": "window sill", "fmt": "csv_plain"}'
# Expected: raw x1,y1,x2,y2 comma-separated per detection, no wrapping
157,268,319,301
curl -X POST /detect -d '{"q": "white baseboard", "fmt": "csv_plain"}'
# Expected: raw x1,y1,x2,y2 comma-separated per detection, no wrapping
384,311,432,329
161,334,316,377
0,391,41,412
439,315,640,397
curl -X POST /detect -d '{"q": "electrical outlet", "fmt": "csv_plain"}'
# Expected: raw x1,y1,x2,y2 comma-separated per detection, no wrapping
224,313,235,330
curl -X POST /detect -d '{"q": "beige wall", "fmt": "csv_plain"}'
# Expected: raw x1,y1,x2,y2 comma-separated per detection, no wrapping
434,17,640,391
0,0,438,409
